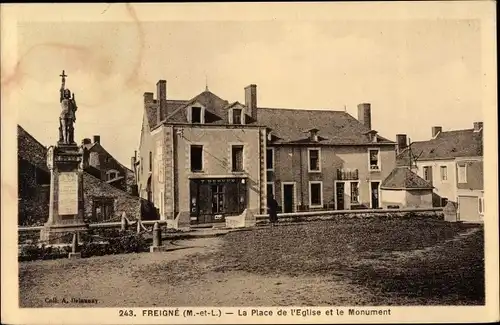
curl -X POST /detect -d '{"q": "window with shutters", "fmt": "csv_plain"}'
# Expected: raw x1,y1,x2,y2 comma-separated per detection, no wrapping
232,145,244,172
308,148,321,172
458,165,467,183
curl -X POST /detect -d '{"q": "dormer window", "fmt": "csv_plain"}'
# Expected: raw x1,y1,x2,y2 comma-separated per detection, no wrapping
311,130,318,142
229,106,245,125
188,104,205,124
305,128,319,142
233,109,243,125
366,130,378,143
106,169,120,181
192,107,202,123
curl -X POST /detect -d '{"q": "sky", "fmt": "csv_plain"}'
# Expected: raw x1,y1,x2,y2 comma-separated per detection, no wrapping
3,4,488,166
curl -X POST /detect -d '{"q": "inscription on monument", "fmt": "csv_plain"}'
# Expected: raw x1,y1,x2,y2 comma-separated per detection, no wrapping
58,172,78,215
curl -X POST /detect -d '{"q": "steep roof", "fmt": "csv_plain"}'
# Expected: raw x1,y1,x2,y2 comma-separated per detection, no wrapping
146,99,188,129
17,125,138,197
85,141,134,174
145,90,395,146
397,128,483,165
381,167,433,190
257,107,393,145
166,90,234,124
17,125,49,172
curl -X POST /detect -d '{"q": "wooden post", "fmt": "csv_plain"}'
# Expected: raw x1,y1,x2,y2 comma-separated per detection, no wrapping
150,222,165,252
136,219,141,234
71,232,77,253
121,212,128,231
153,222,161,247
68,231,81,259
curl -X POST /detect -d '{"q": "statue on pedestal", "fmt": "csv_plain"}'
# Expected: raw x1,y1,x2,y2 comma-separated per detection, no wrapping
58,70,78,144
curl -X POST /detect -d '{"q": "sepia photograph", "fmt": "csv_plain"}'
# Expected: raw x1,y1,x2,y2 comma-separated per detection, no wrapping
1,2,498,324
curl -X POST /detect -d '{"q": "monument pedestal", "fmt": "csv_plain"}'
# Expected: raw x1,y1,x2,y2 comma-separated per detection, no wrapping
40,143,88,245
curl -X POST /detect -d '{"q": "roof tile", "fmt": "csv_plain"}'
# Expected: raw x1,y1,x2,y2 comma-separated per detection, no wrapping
397,128,483,165
145,90,395,145
381,167,433,189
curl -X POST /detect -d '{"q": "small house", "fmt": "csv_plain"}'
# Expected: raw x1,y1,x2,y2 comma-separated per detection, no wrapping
380,167,434,209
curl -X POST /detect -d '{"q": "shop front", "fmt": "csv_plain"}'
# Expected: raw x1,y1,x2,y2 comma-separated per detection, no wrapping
189,177,248,224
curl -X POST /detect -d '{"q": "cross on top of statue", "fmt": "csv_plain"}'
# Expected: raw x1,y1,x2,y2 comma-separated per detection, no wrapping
60,70,67,90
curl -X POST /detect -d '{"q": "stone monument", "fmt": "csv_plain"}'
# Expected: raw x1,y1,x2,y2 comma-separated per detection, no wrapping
40,71,88,244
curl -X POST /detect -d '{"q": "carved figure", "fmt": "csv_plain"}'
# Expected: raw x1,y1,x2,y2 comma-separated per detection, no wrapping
58,70,78,144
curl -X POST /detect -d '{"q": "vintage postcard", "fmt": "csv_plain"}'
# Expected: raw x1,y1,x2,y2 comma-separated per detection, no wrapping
1,2,498,324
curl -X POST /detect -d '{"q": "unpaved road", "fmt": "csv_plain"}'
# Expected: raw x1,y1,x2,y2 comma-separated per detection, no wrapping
19,237,378,307
19,222,484,307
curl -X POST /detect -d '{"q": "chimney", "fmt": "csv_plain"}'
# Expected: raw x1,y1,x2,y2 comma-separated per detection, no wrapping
80,141,90,168
131,150,137,172
93,135,100,144
357,103,372,130
245,84,257,121
396,134,408,154
144,92,154,104
473,121,483,132
431,126,442,138
156,80,167,125
131,156,136,171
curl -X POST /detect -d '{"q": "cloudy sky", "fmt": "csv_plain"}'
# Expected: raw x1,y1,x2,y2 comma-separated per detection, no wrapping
2,3,492,166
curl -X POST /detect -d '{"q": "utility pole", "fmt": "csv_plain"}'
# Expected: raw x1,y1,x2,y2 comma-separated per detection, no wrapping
407,137,423,170
408,137,413,170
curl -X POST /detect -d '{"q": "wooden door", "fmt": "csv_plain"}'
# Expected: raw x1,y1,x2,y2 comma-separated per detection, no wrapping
283,184,295,213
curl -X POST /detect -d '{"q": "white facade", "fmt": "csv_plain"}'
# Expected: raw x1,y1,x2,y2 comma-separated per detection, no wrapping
414,159,456,202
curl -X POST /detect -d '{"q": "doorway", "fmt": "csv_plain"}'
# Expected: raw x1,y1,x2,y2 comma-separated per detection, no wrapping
335,182,345,210
371,181,380,209
282,183,295,213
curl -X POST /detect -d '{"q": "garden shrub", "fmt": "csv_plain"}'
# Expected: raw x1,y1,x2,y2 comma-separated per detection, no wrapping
19,243,71,262
81,229,149,257
19,229,150,261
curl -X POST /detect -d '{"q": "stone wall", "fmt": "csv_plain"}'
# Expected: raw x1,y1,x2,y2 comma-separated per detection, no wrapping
256,209,444,224
83,173,141,222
